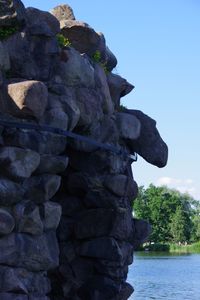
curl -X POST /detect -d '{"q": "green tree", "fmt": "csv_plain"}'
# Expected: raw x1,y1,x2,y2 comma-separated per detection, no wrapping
169,206,191,243
133,184,195,244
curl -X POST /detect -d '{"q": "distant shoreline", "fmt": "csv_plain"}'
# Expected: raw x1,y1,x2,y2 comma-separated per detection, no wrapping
138,241,200,253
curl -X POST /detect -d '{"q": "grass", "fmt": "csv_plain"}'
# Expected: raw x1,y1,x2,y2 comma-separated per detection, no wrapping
169,241,200,253
139,241,200,253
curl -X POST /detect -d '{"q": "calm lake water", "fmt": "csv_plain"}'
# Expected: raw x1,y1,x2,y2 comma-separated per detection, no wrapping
128,252,200,300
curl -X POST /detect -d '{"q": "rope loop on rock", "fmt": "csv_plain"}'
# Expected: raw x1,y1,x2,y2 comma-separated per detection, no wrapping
0,119,138,162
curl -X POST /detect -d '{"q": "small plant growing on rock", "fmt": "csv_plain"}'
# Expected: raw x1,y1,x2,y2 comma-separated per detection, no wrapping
0,26,19,40
92,50,101,63
56,33,71,48
92,50,108,74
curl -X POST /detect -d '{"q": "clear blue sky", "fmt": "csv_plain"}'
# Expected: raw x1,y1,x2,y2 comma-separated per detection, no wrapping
23,0,200,199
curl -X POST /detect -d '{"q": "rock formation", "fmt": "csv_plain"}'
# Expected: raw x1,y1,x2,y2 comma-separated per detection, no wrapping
0,1,168,299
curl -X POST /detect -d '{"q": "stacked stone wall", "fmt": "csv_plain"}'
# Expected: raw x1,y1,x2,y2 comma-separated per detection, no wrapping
0,1,168,299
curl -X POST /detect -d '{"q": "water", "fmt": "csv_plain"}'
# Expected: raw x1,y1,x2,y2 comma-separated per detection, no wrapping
128,252,200,300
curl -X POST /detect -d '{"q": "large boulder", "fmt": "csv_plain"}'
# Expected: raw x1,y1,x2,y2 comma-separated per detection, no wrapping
36,154,69,174
94,63,114,114
0,232,59,271
3,127,67,155
75,208,133,241
26,7,60,36
0,0,26,27
0,178,24,206
127,109,168,167
6,80,48,119
78,237,122,261
0,146,40,180
46,90,80,131
55,47,95,88
60,20,106,59
14,201,43,235
50,4,75,21
0,266,50,295
116,112,141,140
23,174,61,203
107,73,134,109
132,218,152,250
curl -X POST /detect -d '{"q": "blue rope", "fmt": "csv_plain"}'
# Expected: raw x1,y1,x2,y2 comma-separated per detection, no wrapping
0,119,137,161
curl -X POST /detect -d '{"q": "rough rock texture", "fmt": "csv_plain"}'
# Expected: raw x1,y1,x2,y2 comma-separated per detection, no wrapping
0,1,168,300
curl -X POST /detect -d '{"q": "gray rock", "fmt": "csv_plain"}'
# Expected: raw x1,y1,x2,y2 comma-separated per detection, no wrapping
132,218,151,249
75,208,133,241
43,201,62,230
107,73,134,109
104,174,138,198
0,0,26,27
94,63,114,114
0,41,10,71
56,48,95,88
95,262,128,280
3,32,38,79
3,127,67,155
105,46,117,71
3,30,58,81
51,4,75,21
0,146,40,180
0,266,50,295
14,201,43,235
0,178,24,206
127,109,168,167
0,293,28,300
47,90,80,131
60,20,106,58
36,154,69,174
77,275,120,300
78,237,122,261
0,232,59,271
0,209,15,235
75,87,104,128
26,7,60,35
41,108,69,130
23,174,61,203
116,112,141,140
114,283,134,300
84,189,130,209
68,148,129,175
7,80,48,119
70,115,119,153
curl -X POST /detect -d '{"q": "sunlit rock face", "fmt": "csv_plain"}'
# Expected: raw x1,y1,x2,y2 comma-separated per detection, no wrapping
0,1,168,299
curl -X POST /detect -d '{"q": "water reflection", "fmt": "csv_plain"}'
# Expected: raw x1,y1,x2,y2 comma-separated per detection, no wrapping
128,252,200,300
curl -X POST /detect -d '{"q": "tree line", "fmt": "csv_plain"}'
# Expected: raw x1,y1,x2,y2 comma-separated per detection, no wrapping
133,184,200,244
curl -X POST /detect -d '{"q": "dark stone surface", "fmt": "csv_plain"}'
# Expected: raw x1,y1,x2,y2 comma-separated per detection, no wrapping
0,179,24,206
0,0,26,27
127,109,168,167
23,174,61,203
0,232,59,271
0,209,15,235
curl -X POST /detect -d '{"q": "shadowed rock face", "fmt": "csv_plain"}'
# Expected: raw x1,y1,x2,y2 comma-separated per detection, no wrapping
0,1,168,300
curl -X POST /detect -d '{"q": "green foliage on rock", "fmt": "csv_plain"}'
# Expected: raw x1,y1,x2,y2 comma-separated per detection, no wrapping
92,50,108,74
56,33,71,48
133,184,199,245
0,26,18,40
